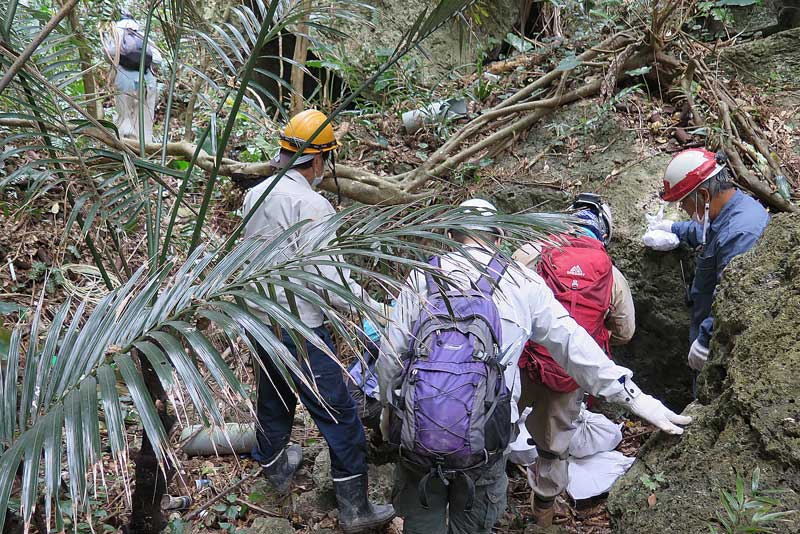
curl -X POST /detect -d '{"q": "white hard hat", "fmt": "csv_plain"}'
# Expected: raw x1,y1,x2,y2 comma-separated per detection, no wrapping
458,198,502,235
662,148,725,202
459,198,498,213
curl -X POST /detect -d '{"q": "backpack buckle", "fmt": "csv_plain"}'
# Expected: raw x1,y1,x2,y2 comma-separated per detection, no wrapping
437,465,450,486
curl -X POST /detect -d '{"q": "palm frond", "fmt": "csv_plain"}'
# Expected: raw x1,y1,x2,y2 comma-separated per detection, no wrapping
0,204,568,531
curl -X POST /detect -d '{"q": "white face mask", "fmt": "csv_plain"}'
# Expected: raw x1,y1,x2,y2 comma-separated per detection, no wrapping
309,158,325,188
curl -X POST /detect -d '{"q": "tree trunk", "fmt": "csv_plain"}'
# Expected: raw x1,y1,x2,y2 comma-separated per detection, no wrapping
126,349,176,534
65,2,102,120
289,0,312,116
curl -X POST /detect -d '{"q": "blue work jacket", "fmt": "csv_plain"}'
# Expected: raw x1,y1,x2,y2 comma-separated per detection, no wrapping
671,190,769,348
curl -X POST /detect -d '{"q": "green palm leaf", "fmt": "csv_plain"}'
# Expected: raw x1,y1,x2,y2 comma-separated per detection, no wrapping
0,203,568,531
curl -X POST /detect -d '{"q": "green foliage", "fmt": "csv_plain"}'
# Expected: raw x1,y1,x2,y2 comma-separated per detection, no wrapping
707,468,795,534
0,202,569,531
505,33,534,54
556,54,581,72
0,0,568,531
640,472,667,492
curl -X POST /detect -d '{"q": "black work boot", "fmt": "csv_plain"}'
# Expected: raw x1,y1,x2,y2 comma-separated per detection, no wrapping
261,443,302,493
333,475,395,533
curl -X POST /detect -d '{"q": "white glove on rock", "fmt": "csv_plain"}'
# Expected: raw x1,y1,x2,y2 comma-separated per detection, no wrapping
688,339,709,371
643,229,680,251
607,379,692,435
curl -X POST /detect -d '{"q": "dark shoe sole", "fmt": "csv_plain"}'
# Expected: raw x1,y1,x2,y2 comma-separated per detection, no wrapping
339,511,396,534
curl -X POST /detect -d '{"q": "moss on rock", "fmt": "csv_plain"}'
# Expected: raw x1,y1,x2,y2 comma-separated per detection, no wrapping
721,27,800,85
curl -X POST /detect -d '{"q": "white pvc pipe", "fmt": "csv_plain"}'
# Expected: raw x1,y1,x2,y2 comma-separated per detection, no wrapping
180,423,256,457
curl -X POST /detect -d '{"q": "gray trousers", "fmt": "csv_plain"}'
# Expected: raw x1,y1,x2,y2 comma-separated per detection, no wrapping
392,458,508,534
518,371,583,500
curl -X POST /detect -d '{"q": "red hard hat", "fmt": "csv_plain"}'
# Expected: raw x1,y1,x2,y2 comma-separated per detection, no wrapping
661,148,724,202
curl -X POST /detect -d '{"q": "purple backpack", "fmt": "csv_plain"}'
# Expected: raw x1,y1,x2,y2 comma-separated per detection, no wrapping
389,253,512,508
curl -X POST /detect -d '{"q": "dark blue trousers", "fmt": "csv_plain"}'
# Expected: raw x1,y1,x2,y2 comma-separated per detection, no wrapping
252,327,367,478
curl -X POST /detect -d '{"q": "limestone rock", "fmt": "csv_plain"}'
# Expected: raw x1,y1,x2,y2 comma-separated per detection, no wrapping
322,0,520,85
311,447,394,502
608,213,800,532
721,27,800,85
312,448,334,495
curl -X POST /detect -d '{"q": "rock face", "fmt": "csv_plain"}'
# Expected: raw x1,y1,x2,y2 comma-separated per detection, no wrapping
721,26,800,84
608,213,800,533
325,0,519,84
493,103,694,410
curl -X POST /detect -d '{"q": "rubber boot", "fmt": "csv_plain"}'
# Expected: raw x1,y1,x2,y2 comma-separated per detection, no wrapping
531,494,555,527
261,443,302,494
333,475,395,533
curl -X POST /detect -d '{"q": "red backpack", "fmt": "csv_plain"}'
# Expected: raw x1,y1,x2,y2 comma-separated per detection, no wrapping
519,235,613,393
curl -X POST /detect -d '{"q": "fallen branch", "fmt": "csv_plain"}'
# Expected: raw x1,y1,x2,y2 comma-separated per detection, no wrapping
718,102,796,213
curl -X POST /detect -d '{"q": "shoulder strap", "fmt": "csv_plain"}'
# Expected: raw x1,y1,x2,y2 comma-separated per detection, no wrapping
424,256,443,296
475,253,508,296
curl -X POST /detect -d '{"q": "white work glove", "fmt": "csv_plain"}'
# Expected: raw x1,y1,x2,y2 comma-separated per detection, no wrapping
380,406,391,442
643,205,679,251
649,219,675,233
645,203,674,233
608,379,692,435
643,229,680,251
687,339,709,371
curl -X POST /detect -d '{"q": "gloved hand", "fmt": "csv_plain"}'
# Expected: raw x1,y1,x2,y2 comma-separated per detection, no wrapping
643,229,680,251
608,379,692,435
362,317,381,342
650,220,675,233
645,203,674,233
687,339,709,371
644,206,678,251
380,406,391,442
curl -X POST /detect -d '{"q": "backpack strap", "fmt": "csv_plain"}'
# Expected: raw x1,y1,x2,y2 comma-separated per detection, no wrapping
426,253,508,296
417,466,476,513
475,252,508,295
424,256,446,296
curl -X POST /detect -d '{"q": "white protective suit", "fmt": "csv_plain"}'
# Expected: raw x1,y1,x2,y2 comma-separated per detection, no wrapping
103,18,162,142
377,246,633,419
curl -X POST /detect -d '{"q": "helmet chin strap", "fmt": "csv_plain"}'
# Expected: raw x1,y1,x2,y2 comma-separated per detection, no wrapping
701,199,710,246
329,153,341,205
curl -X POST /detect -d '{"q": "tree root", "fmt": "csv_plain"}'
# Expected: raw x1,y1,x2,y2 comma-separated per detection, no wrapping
3,21,794,211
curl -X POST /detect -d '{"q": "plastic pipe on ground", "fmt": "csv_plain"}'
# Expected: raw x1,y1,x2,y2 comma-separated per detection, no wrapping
180,423,256,456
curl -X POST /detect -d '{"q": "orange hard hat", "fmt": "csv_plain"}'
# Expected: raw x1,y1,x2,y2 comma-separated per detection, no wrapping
278,109,340,154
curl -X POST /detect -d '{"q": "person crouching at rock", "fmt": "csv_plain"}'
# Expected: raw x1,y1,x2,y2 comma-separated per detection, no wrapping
646,149,769,392
102,13,162,143
512,193,636,528
241,110,395,533
377,199,691,534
